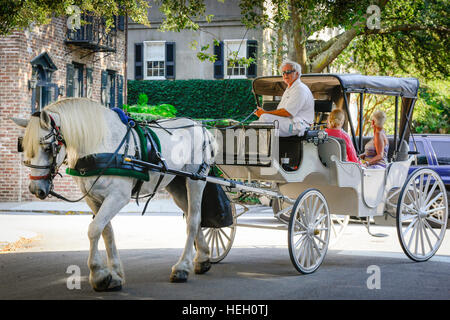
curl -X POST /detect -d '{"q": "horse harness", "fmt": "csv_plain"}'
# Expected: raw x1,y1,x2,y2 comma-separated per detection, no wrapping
23,111,66,181
22,109,209,216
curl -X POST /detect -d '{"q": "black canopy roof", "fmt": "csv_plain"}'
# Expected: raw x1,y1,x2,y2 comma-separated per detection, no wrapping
253,74,420,99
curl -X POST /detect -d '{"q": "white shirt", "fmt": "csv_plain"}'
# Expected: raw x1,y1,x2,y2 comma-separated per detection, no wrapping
277,78,314,130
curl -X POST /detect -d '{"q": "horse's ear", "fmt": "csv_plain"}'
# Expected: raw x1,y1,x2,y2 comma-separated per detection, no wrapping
10,117,29,128
40,110,52,129
40,110,60,129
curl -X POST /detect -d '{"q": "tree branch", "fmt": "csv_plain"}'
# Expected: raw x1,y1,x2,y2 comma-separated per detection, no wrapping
364,24,449,35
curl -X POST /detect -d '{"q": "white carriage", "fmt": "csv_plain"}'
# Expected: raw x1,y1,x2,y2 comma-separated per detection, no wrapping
201,74,448,273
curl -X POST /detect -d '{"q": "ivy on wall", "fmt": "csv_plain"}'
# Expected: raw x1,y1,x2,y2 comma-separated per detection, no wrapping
127,79,259,121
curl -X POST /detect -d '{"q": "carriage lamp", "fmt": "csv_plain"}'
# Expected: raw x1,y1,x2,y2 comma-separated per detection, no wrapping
28,78,37,90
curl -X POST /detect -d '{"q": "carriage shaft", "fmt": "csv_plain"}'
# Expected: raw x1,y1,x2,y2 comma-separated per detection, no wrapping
124,157,293,203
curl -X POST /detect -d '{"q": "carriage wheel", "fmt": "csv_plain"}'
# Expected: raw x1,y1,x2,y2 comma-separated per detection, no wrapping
329,215,349,247
396,168,448,262
288,189,330,274
202,202,237,263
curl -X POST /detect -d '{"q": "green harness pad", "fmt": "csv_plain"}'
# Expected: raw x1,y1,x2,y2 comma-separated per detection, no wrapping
66,124,161,180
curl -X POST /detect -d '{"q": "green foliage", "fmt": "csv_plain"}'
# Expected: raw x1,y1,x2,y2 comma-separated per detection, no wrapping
123,97,178,121
127,79,258,121
413,81,450,134
0,0,150,36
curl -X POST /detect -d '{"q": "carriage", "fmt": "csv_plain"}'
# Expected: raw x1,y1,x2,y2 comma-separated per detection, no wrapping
199,74,448,274
13,74,448,289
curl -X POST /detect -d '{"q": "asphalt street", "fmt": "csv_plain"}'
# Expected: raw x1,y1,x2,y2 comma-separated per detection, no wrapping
0,205,449,300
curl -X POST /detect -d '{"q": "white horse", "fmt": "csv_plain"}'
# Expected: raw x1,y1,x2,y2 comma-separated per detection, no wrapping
12,98,218,291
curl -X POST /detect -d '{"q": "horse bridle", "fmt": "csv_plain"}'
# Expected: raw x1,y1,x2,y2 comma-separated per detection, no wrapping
23,112,66,182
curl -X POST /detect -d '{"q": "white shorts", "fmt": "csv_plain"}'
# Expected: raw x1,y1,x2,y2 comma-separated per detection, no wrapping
256,113,308,137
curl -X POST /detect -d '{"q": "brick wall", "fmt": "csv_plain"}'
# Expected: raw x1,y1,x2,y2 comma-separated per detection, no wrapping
0,17,127,202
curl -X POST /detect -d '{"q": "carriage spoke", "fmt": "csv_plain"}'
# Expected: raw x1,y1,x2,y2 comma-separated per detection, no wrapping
402,217,418,237
407,222,417,252
314,214,327,228
425,192,443,211
421,174,431,205
423,181,438,206
217,230,227,252
425,216,444,226
422,221,434,252
218,228,231,242
423,218,441,240
400,212,417,222
426,206,446,214
419,222,425,256
313,234,326,245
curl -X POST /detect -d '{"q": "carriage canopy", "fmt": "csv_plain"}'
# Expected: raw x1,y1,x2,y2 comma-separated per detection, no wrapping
252,74,420,158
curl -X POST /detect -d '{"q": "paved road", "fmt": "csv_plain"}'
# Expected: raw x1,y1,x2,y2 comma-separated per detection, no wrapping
0,206,449,300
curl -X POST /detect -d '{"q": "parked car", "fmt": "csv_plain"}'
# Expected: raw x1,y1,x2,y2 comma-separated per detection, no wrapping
408,134,450,188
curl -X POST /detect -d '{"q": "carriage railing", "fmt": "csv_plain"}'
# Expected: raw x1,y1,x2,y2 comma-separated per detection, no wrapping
212,123,277,167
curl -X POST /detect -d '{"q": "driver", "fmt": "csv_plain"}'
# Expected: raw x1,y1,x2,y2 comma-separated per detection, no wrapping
254,60,314,137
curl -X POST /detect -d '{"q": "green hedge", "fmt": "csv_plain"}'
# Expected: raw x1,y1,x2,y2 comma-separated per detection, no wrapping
127,79,258,121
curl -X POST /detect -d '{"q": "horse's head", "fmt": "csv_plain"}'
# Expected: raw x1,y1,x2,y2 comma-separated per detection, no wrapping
11,110,67,199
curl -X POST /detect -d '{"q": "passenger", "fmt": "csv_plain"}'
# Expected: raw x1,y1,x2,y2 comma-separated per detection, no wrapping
254,60,314,137
360,110,389,168
325,109,360,163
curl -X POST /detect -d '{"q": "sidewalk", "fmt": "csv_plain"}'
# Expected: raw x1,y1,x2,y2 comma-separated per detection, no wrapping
0,198,183,250
0,198,182,215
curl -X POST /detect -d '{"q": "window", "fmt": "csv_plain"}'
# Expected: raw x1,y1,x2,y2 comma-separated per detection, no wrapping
214,40,257,79
224,40,247,79
101,70,116,108
431,141,450,165
409,141,428,165
144,41,165,80
73,63,84,97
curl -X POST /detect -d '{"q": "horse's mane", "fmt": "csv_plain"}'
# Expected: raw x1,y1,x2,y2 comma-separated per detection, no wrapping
24,98,108,167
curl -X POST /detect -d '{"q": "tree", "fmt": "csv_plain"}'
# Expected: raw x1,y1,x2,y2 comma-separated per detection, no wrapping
0,0,151,35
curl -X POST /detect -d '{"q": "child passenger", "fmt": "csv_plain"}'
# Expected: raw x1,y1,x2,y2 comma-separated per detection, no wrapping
325,109,360,164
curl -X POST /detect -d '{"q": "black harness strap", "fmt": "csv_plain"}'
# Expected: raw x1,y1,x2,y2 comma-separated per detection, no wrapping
140,126,169,216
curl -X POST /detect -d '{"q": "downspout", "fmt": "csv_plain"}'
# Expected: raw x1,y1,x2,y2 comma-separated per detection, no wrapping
124,13,128,105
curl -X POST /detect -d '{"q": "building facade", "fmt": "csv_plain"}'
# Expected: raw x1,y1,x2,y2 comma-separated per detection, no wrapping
127,0,263,81
0,15,126,201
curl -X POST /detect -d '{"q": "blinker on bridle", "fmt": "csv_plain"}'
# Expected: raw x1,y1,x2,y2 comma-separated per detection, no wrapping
21,112,66,181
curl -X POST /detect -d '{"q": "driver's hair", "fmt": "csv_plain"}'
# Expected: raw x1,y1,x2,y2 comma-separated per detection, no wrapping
280,60,302,75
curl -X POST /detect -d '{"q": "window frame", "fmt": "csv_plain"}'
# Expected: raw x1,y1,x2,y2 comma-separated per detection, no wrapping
223,39,248,79
143,40,166,80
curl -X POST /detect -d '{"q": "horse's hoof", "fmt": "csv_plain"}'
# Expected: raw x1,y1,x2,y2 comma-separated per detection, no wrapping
194,260,211,274
93,274,112,292
170,270,189,283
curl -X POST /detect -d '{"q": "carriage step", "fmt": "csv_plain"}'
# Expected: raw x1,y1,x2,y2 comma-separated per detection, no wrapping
237,217,288,230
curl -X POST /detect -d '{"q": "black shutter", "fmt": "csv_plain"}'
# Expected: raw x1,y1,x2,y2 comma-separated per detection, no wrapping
213,41,224,79
101,70,108,105
118,15,125,31
247,40,258,78
165,42,175,79
109,73,116,109
86,68,93,98
117,74,123,108
135,43,143,80
66,64,74,97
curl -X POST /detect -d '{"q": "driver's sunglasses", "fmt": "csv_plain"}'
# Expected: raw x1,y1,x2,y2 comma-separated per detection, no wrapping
282,70,296,76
